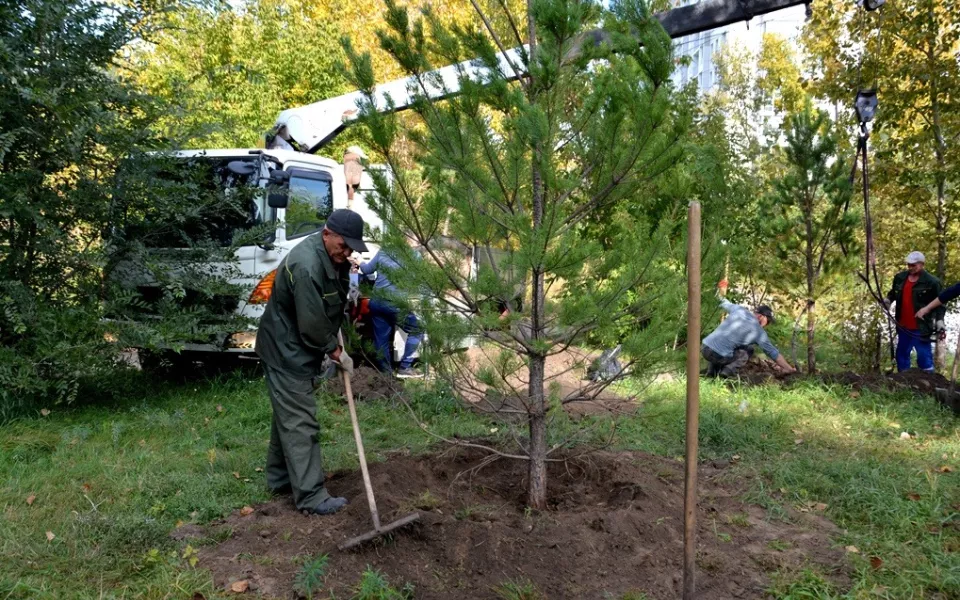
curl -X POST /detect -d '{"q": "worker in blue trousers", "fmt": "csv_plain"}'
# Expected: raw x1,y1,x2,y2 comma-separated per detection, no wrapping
353,248,424,378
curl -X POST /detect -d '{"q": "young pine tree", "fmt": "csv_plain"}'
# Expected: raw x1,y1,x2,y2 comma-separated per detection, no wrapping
764,100,857,374
345,0,690,508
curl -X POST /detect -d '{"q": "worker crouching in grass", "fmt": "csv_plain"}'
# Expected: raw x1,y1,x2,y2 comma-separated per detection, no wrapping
354,245,424,379
701,282,796,378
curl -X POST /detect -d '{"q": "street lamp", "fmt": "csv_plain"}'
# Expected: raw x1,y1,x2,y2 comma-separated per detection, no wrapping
855,89,878,124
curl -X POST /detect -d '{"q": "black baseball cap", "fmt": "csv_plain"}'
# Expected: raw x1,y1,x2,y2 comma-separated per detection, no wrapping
325,209,368,252
755,305,775,324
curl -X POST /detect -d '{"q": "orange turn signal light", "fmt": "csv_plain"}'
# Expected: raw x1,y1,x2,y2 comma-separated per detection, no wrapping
249,270,277,304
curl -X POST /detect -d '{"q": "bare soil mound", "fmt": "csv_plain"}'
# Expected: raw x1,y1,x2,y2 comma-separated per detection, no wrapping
193,448,848,599
323,366,404,402
733,359,955,402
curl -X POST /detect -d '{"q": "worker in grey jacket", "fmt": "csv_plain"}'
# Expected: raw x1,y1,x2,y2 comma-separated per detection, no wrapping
701,300,796,377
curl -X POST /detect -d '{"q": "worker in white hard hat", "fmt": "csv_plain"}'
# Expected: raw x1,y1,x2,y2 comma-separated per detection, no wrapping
884,251,944,372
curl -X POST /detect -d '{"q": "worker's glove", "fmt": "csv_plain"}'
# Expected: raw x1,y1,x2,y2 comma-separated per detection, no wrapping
347,286,361,306
334,349,354,376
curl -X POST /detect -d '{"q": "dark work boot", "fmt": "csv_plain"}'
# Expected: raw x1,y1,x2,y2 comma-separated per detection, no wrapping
304,496,348,516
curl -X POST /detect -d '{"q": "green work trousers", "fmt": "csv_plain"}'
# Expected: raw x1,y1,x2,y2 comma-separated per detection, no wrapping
264,365,332,511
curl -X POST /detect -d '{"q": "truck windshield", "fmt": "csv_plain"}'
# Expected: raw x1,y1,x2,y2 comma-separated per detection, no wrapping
285,169,334,238
120,156,271,248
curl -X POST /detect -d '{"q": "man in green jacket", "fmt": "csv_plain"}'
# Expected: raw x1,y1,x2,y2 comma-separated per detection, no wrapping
256,209,367,515
885,251,945,372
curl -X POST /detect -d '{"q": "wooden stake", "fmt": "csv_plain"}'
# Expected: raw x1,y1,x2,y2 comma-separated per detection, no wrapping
683,201,702,600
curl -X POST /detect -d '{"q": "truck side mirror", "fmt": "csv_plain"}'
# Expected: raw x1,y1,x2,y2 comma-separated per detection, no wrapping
267,170,291,208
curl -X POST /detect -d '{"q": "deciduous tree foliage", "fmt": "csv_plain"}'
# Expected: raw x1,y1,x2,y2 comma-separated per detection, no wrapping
129,0,350,148
345,0,690,508
802,0,960,367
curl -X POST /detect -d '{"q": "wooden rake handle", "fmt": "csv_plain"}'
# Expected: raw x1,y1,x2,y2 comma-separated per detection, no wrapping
337,331,381,531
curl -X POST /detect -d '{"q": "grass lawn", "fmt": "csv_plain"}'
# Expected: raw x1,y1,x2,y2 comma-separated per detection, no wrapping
0,370,956,599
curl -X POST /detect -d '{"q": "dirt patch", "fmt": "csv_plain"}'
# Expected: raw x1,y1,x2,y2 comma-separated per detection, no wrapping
195,448,848,599
323,366,404,402
449,346,638,420
731,359,956,404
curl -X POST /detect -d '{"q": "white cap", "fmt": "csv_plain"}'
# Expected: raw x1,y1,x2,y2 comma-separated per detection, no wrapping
906,251,925,264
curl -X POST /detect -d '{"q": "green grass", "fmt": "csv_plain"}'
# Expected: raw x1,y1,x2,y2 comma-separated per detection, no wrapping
0,369,957,598
612,377,959,598
0,371,491,599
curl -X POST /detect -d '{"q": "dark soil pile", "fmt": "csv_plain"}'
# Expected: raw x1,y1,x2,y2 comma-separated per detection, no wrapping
192,448,848,599
323,366,404,402
733,359,955,401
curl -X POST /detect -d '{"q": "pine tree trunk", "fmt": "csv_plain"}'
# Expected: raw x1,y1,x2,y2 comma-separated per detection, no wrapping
527,351,547,510
525,2,548,511
805,198,816,374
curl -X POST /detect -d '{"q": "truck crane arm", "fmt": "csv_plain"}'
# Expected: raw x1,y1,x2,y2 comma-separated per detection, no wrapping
270,0,811,154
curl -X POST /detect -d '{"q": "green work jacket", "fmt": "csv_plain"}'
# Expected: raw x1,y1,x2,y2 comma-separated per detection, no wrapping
887,269,945,337
255,234,350,378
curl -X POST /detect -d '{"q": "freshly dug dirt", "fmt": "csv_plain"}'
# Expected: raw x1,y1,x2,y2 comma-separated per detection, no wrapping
323,365,404,402
732,359,955,400
194,448,848,599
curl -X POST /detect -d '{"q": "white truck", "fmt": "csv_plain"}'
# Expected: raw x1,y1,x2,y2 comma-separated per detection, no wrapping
129,0,828,362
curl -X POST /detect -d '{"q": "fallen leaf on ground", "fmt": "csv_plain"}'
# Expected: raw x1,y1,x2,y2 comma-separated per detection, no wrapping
850,391,860,398
906,493,921,501
26,494,36,506
233,472,240,479
82,483,92,492
900,431,912,440
731,454,741,461
845,545,859,553
45,531,55,542
794,439,804,445
814,503,828,511
139,439,146,447
869,556,883,569
889,422,900,428
939,465,954,473
40,409,50,417
239,506,254,516
230,580,249,593
254,467,263,473
216,405,224,413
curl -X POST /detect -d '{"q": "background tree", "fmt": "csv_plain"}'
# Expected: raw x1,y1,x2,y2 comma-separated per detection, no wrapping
763,102,857,373
0,0,168,416
129,0,350,148
345,0,690,508
803,0,960,368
